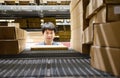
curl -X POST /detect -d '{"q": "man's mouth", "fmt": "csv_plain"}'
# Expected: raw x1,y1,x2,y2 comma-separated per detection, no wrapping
47,38,51,40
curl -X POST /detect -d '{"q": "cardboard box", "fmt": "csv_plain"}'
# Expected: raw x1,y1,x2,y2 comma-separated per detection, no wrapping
0,22,8,26
19,0,35,4
70,0,84,30
0,27,27,40
94,21,120,48
87,4,120,22
70,27,90,54
4,0,17,4
28,23,41,28
88,7,107,27
0,0,4,3
27,18,41,23
71,14,83,29
58,31,71,42
0,23,20,28
0,40,26,55
43,17,56,25
70,0,90,54
86,0,120,18
8,23,20,28
70,0,80,12
60,1,70,5
93,0,120,12
71,27,82,52
58,31,71,35
82,26,93,44
86,0,94,19
31,45,68,51
107,4,120,22
47,1,57,5
90,46,120,76
15,19,27,28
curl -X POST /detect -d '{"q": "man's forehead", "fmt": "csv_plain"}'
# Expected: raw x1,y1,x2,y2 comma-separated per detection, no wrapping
45,29,54,32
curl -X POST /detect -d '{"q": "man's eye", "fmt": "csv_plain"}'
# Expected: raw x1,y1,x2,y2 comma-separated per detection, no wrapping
46,32,49,34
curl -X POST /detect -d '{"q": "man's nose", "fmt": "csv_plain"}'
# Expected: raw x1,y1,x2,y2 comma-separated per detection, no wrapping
48,34,52,36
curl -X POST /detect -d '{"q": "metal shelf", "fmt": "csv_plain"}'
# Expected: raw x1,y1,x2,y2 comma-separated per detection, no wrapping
0,5,69,11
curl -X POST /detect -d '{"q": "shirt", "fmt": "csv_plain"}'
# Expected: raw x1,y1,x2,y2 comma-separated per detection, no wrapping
38,42,62,45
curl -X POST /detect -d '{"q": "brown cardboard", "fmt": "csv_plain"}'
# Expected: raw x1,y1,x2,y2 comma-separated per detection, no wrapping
71,27,90,54
43,17,56,25
94,21,120,48
19,0,35,4
93,0,120,11
31,45,68,51
86,0,94,19
71,27,82,52
87,4,120,22
15,18,27,28
0,22,6,26
70,0,80,12
71,14,83,29
107,4,120,22
4,0,16,5
70,0,90,54
82,26,94,55
89,7,106,26
86,0,120,18
60,1,70,5
82,26,93,44
0,27,27,40
0,40,26,55
95,7,106,23
0,0,4,3
27,18,40,23
28,23,41,28
8,23,20,28
70,0,83,29
0,23,20,28
47,1,57,5
90,46,120,76
19,1,29,5
29,0,35,3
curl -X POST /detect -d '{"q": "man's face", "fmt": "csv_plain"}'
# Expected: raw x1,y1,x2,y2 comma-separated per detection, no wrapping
43,29,55,43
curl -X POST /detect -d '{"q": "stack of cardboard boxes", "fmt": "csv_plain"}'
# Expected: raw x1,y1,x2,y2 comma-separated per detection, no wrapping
15,18,41,29
70,0,120,76
58,31,71,42
43,17,56,26
60,1,70,5
70,0,90,54
47,1,57,5
90,22,120,76
4,0,35,5
15,18,27,28
19,0,35,5
0,23,27,55
4,0,17,5
27,18,41,29
82,0,120,76
57,25,71,42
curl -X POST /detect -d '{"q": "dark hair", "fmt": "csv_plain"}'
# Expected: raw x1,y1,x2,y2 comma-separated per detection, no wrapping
41,22,56,33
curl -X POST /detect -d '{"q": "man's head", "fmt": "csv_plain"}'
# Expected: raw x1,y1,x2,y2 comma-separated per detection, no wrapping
41,22,56,34
41,22,56,45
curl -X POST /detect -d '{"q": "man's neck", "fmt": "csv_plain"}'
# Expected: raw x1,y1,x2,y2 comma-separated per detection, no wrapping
44,41,53,45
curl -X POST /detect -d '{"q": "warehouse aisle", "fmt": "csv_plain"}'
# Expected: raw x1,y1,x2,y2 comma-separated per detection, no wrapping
0,50,117,78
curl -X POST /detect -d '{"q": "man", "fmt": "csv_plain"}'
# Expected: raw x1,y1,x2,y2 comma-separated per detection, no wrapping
39,22,62,45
